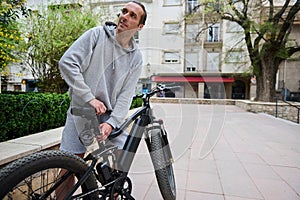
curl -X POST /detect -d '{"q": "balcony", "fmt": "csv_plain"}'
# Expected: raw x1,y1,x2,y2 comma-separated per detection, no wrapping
204,39,222,47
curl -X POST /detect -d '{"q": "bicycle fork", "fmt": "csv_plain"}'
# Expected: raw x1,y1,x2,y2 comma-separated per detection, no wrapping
145,119,174,166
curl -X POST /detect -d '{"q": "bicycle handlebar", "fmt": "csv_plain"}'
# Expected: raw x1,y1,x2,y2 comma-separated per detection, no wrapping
72,84,178,115
134,84,180,99
70,84,179,141
71,84,179,119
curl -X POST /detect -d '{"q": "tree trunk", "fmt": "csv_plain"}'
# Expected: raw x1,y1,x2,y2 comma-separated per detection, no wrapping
256,52,279,102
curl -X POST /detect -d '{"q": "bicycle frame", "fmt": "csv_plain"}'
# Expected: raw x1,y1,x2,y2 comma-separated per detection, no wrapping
65,85,175,199
116,105,152,172
64,101,152,198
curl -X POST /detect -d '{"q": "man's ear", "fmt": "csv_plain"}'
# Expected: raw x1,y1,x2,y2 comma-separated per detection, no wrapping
138,24,144,31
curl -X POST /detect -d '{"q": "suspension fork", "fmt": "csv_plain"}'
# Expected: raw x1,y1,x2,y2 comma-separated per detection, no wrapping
144,120,174,165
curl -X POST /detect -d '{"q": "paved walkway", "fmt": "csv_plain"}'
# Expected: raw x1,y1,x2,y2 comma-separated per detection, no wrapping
127,103,300,200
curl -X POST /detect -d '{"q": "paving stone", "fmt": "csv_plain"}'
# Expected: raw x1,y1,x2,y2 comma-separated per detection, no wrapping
2,104,300,200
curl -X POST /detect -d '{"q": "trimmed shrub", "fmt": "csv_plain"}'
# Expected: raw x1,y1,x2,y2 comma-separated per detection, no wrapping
130,96,143,110
0,92,70,142
0,92,143,142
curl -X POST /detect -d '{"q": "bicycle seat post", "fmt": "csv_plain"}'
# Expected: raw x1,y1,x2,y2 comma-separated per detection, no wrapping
90,117,106,151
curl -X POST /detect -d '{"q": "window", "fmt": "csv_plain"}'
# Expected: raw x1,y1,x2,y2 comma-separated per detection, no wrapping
186,67,196,71
164,22,180,34
185,24,199,43
226,50,245,63
206,52,219,71
185,52,198,71
204,83,225,99
164,51,180,63
232,80,246,99
14,85,21,91
187,0,198,14
207,0,222,12
207,23,220,42
164,0,181,6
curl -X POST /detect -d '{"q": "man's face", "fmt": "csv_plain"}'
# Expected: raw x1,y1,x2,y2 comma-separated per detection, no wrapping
117,2,144,34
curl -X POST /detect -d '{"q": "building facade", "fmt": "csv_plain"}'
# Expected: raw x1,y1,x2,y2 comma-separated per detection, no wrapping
272,1,300,101
138,0,252,99
2,0,299,101
140,0,300,100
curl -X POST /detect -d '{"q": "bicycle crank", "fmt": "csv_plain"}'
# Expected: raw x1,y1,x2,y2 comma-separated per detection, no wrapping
110,177,134,200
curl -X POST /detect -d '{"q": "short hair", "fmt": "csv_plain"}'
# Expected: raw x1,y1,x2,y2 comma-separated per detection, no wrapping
132,1,147,25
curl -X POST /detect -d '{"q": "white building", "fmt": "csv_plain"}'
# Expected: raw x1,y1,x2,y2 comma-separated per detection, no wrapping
3,0,299,101
140,0,252,99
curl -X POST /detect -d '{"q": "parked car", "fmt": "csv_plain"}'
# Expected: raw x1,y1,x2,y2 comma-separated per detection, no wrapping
289,92,300,102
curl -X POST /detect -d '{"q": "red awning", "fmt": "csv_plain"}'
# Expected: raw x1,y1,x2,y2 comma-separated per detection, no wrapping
151,76,235,83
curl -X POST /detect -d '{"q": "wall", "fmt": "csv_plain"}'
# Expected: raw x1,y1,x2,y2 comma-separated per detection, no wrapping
236,100,300,123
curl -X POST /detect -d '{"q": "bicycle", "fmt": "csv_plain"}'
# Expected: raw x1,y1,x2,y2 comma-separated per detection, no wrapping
0,84,177,200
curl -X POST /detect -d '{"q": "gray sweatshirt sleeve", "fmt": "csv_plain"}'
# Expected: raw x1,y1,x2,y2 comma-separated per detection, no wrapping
106,58,143,128
59,27,100,103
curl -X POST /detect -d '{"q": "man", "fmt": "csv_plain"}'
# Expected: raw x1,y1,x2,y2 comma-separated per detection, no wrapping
56,1,147,199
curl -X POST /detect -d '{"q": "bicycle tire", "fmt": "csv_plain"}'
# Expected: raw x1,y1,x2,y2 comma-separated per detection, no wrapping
0,150,98,200
150,128,176,200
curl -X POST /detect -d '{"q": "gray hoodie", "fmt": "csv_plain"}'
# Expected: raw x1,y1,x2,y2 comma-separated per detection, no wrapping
59,22,143,128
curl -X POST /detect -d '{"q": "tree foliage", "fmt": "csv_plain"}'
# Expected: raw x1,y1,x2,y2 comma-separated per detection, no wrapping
0,0,28,70
192,0,300,101
19,3,107,93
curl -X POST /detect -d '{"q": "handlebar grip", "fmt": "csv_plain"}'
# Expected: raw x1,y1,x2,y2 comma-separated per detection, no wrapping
108,128,123,139
71,107,96,119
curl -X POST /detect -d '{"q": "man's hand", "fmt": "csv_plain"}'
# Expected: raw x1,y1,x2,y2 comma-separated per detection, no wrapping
96,123,113,142
88,99,107,115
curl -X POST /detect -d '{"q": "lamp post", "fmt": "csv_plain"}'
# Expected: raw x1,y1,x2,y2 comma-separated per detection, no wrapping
283,60,287,101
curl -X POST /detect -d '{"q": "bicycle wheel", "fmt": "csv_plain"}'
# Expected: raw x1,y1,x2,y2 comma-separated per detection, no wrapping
150,128,176,200
0,150,98,200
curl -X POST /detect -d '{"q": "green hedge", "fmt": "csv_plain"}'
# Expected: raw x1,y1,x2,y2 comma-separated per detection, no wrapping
0,92,143,142
0,93,70,142
130,97,143,109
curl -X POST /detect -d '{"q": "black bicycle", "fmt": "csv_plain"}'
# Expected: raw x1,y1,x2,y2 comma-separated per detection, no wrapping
0,84,176,200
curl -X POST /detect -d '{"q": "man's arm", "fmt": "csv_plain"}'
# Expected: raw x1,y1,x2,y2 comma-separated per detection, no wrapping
106,60,143,128
59,27,100,104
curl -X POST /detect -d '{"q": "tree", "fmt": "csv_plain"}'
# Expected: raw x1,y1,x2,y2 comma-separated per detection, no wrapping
19,3,108,93
0,0,27,70
192,0,300,102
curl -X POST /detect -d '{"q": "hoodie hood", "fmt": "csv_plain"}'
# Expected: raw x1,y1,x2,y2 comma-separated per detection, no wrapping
103,22,139,70
103,22,138,53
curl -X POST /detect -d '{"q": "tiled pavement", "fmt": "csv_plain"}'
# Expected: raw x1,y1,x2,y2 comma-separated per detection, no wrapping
127,103,300,200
